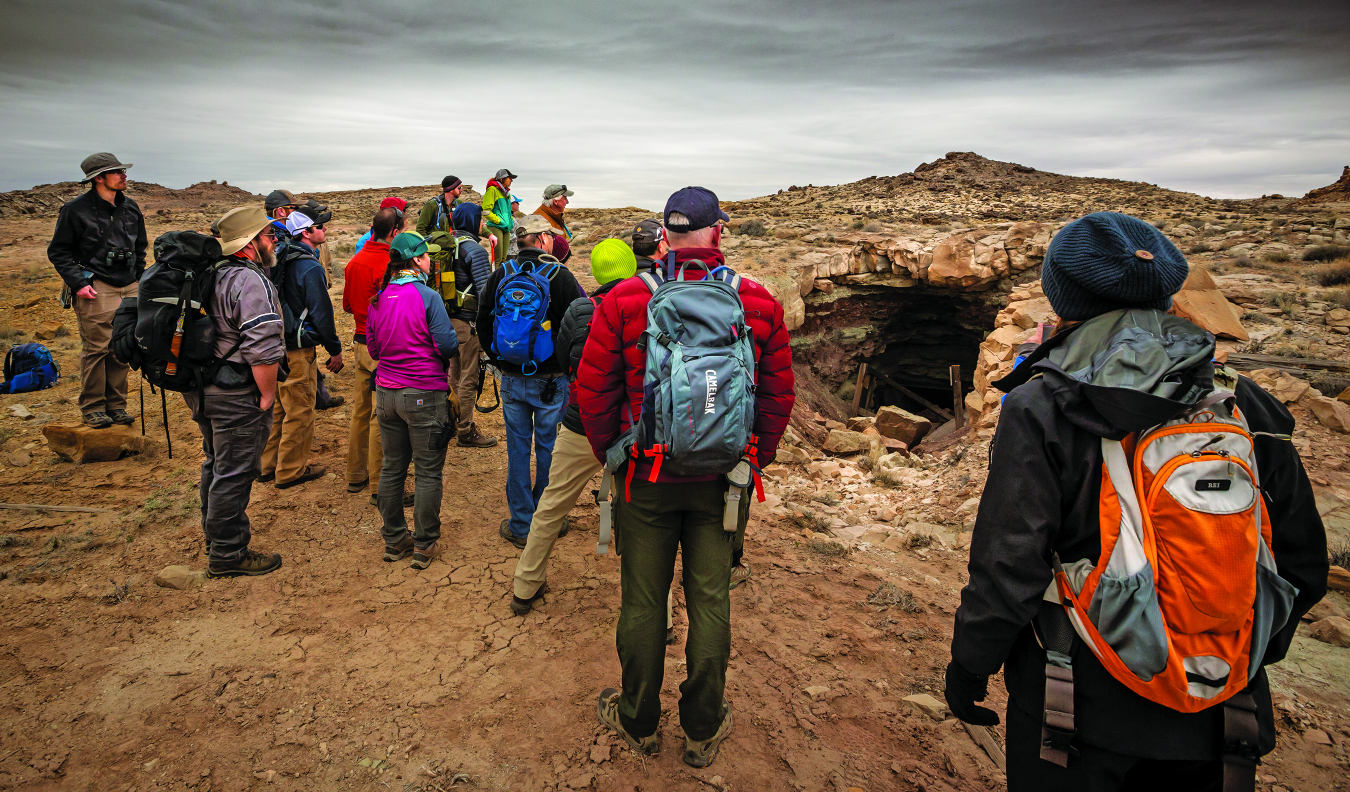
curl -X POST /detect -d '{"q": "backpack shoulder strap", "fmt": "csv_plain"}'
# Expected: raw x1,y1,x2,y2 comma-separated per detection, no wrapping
637,271,662,294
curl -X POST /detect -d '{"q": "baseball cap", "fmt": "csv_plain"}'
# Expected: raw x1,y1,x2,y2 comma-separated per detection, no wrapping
543,184,574,201
389,232,441,262
264,189,300,213
379,196,408,212
663,187,729,232
296,202,332,226
515,214,555,238
284,212,315,235
510,194,522,205
441,176,462,192
631,219,662,245
494,168,518,181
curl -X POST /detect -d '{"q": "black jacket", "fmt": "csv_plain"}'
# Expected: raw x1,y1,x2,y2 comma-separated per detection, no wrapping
556,279,621,435
274,241,341,356
952,313,1327,760
475,247,585,378
48,188,148,291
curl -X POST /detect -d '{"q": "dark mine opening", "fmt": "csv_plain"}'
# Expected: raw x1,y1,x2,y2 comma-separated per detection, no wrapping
798,285,1003,422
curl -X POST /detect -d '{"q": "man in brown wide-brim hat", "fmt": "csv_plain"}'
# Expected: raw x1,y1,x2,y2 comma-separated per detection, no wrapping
47,152,148,428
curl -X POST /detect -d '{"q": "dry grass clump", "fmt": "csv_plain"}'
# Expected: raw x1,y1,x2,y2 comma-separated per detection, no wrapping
787,509,831,534
904,532,936,550
807,538,851,557
1331,540,1350,571
1304,245,1350,263
1312,257,1350,287
867,582,920,612
734,219,768,237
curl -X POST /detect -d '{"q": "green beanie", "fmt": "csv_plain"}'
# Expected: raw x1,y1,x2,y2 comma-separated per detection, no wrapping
590,238,637,285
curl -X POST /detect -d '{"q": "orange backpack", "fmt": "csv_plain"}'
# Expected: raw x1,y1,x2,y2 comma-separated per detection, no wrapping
1036,392,1297,773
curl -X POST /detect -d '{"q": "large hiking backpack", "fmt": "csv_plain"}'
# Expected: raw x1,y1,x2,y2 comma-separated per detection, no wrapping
491,257,561,373
133,231,240,392
0,343,60,394
427,230,468,308
632,259,758,478
1035,392,1297,766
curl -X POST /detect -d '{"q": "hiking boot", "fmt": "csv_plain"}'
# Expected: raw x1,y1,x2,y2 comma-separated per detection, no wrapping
383,534,414,562
107,408,135,425
276,464,326,489
558,516,572,539
258,471,275,483
370,491,415,507
683,699,733,768
347,480,368,493
457,425,498,448
317,395,345,411
510,583,550,616
207,548,283,579
729,561,751,591
410,541,440,570
500,519,527,550
596,688,659,756
83,412,113,429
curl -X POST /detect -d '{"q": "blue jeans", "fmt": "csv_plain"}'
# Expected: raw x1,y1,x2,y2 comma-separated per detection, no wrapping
501,374,568,537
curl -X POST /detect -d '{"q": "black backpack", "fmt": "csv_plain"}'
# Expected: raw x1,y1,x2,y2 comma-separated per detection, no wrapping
132,231,246,392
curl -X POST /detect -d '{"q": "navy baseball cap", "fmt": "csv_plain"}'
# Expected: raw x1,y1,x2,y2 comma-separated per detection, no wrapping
663,186,729,232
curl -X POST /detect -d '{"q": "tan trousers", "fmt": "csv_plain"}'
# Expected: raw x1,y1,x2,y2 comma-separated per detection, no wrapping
74,279,138,414
514,426,601,598
446,318,482,435
261,347,318,484
345,342,382,493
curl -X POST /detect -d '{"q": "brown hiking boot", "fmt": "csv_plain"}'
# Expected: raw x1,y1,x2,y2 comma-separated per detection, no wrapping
410,541,440,570
207,548,283,579
683,699,734,768
383,534,414,562
457,424,498,448
729,561,751,590
597,688,659,756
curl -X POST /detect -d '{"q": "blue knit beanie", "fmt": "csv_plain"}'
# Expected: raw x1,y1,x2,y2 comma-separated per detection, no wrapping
1041,212,1189,321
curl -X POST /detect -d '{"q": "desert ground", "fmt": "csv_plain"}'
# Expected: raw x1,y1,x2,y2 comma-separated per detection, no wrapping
1,154,1349,792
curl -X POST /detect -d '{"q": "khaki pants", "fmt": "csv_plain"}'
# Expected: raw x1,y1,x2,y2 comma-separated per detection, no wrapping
513,426,601,598
74,279,138,414
261,347,318,484
446,318,482,435
345,342,382,493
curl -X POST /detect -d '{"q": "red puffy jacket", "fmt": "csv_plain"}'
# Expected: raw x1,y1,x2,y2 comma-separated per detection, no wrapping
577,248,795,482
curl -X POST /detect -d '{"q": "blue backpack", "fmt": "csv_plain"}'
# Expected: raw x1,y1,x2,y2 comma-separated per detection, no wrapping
492,257,561,374
1,343,61,394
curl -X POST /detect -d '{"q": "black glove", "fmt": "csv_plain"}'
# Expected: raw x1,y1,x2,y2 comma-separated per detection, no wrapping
944,660,1000,726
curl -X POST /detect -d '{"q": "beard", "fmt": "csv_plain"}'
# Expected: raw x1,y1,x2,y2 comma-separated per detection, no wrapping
256,242,276,269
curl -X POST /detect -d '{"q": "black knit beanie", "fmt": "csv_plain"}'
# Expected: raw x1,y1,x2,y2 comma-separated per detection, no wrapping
1041,212,1189,321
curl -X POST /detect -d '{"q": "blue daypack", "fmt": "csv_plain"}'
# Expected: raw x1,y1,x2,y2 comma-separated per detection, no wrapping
1,343,61,394
491,258,561,374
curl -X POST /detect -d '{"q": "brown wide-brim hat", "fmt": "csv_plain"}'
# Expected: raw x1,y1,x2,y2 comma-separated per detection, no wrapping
216,206,274,257
80,152,132,183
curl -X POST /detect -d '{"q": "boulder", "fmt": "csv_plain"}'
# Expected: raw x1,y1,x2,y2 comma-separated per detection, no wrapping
1330,566,1350,594
874,406,933,447
42,424,159,463
1250,369,1311,404
813,279,835,295
775,444,812,465
822,429,873,455
902,693,947,720
154,565,205,591
1327,309,1350,328
846,416,876,432
1307,617,1350,648
1304,597,1347,622
1303,395,1350,433
33,322,67,341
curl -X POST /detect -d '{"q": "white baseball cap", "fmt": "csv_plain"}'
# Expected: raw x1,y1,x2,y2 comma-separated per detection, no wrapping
284,211,315,235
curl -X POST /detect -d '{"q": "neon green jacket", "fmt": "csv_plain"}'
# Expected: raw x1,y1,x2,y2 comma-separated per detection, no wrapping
481,181,513,232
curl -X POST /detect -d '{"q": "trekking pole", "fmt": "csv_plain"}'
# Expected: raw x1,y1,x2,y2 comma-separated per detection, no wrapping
139,375,146,436
161,386,172,459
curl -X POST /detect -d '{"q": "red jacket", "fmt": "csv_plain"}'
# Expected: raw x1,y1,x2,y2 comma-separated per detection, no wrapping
342,240,391,337
577,248,795,481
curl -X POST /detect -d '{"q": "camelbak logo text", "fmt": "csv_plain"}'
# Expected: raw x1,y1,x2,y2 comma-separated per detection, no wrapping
704,370,718,414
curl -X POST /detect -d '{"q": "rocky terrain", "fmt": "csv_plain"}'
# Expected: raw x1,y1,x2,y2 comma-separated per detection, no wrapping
0,155,1348,792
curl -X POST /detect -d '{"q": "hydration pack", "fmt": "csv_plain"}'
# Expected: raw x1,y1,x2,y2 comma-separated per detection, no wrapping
0,343,60,394
491,257,560,374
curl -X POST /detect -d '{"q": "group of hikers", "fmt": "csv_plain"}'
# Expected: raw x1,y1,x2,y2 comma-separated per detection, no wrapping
38,153,1330,786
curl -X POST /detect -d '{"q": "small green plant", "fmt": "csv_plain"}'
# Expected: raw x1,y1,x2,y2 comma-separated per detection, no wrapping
142,496,169,514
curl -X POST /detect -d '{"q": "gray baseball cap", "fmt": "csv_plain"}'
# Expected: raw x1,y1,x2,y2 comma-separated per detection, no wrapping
494,168,518,181
80,152,132,183
543,184,574,200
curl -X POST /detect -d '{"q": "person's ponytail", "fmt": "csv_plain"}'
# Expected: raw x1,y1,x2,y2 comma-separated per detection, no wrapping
370,258,402,307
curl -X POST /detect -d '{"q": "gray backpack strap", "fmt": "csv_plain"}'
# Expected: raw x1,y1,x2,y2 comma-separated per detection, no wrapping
1034,567,1079,767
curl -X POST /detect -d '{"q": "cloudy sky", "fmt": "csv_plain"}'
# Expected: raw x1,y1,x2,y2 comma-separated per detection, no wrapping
2,0,1347,209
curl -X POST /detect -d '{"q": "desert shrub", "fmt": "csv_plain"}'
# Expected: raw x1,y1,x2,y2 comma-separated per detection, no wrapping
1232,255,1253,269
1241,310,1277,325
867,582,919,612
1263,291,1300,315
849,219,866,230
862,221,884,233
734,219,768,237
1312,257,1350,287
787,508,831,534
807,538,851,557
1304,245,1350,263
1186,243,1211,255
1323,287,1350,309
904,532,935,550
1263,251,1291,263
1330,540,1350,570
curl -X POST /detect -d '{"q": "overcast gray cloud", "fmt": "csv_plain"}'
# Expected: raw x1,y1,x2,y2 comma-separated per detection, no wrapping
1,0,1347,209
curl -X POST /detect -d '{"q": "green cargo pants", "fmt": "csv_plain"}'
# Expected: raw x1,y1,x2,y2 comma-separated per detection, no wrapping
614,475,749,742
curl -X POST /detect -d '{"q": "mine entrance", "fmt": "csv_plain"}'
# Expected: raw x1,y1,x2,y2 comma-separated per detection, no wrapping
800,286,1001,422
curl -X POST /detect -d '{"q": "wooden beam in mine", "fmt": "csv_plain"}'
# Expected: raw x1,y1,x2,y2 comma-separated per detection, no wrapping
850,363,869,417
950,364,964,430
867,368,954,422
